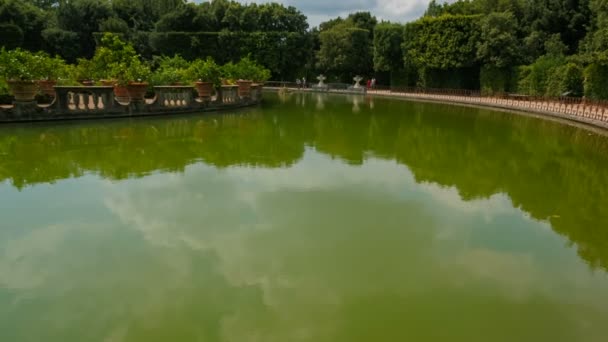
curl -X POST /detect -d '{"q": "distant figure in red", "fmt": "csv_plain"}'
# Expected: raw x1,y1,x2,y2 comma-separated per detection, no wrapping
366,79,371,89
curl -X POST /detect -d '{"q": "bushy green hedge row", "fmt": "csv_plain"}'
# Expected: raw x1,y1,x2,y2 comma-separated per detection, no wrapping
148,31,311,81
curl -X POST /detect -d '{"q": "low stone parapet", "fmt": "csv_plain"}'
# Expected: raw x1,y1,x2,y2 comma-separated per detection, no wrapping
0,85,261,123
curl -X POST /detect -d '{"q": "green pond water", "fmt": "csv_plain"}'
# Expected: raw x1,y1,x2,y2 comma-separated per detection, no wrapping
1,92,608,341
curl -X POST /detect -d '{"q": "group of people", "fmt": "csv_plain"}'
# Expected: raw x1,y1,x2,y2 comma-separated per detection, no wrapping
366,78,377,89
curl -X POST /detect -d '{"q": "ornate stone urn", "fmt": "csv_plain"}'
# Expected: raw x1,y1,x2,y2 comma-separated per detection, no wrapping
127,82,149,102
8,80,38,102
353,75,363,89
195,81,214,98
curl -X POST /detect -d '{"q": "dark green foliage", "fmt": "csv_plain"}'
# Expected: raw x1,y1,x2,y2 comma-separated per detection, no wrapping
55,0,113,59
41,28,80,62
403,15,481,70
317,23,373,82
421,67,480,90
480,65,518,95
373,23,404,72
0,23,23,49
544,62,584,97
99,17,130,35
584,64,608,99
517,55,567,96
476,12,520,68
0,0,46,51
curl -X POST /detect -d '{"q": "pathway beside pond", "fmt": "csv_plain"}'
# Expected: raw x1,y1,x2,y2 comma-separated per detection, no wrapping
266,86,608,131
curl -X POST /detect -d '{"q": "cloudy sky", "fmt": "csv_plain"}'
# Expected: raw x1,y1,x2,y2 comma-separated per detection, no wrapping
193,0,434,27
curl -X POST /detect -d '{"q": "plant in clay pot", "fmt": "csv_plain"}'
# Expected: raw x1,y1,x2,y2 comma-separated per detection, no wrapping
91,33,150,102
0,48,44,102
110,56,151,102
150,55,189,86
221,56,270,97
187,57,221,98
71,58,95,86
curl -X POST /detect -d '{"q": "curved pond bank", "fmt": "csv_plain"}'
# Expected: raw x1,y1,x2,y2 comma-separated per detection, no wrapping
1,92,608,341
266,87,608,131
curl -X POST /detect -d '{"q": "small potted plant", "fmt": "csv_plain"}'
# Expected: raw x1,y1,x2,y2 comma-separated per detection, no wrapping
71,58,95,86
225,57,270,98
110,56,151,102
0,48,43,102
187,57,221,98
126,58,151,102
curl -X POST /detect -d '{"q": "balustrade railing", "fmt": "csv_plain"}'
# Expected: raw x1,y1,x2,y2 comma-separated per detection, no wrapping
264,81,608,125
153,86,195,108
55,86,118,113
221,85,239,103
0,83,262,122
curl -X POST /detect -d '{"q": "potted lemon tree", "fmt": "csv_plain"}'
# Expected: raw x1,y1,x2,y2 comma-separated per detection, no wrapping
0,48,43,102
187,57,221,99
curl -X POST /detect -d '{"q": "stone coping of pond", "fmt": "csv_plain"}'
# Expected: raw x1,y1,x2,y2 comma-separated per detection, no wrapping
0,85,263,123
265,87,608,132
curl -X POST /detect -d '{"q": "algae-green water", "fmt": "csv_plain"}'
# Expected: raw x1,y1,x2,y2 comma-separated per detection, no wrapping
1,92,608,341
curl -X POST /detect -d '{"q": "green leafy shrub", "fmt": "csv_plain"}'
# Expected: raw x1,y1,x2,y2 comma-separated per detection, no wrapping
110,56,151,85
186,57,222,87
0,48,44,81
150,55,190,86
36,52,69,81
545,63,583,97
584,63,608,100
517,55,566,96
90,33,138,81
221,56,270,83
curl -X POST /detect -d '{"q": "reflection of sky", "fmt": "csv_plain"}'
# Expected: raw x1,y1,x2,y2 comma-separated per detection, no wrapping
1,149,608,341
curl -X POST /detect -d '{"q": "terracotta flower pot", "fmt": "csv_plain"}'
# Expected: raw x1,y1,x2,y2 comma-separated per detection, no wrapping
8,80,38,102
37,80,57,97
113,85,130,103
194,81,214,98
79,80,94,86
127,82,149,102
237,80,253,98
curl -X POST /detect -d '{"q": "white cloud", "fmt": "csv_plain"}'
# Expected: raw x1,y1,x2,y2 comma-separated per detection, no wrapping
193,0,434,26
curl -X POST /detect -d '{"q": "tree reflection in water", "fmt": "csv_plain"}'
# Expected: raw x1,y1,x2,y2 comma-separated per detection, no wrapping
1,92,608,270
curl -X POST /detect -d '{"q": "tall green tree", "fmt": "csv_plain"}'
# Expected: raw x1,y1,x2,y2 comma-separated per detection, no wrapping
0,0,46,50
476,12,520,68
373,23,403,72
52,0,113,58
317,21,373,81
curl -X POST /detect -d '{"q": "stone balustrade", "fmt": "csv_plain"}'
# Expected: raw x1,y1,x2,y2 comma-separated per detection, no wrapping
0,84,262,123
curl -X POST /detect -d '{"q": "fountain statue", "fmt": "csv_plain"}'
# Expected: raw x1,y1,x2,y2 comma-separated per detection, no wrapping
311,74,329,92
317,74,327,88
353,75,363,89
